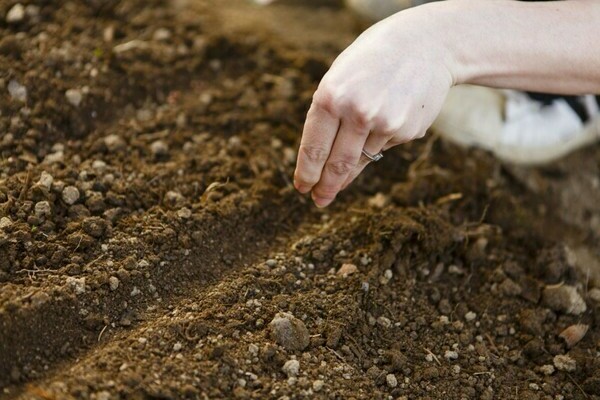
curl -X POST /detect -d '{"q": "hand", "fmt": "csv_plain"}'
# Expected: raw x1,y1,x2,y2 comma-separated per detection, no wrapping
293,7,456,207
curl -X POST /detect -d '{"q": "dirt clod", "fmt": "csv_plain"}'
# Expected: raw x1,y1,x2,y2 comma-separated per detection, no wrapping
282,359,300,377
385,374,398,388
553,354,577,372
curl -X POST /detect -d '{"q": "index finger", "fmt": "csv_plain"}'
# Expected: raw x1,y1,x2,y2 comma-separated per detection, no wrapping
294,103,340,193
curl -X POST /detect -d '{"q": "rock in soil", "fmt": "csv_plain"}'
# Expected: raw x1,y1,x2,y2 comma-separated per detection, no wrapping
62,186,80,205
281,359,300,377
269,312,310,351
542,285,587,315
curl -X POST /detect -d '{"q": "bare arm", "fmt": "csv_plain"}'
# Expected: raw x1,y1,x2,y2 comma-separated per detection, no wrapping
441,0,600,94
294,0,600,208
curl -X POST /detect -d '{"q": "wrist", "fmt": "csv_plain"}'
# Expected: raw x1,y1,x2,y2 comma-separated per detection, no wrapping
414,1,479,87
382,2,468,87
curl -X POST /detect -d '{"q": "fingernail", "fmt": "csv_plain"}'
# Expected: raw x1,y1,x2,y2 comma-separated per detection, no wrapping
312,195,333,208
295,182,311,194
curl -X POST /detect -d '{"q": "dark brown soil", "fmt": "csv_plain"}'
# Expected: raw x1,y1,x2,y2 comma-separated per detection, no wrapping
1,1,600,399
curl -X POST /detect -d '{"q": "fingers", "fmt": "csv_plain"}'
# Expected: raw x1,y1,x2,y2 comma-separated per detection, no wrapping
340,132,394,191
294,103,341,194
311,119,369,207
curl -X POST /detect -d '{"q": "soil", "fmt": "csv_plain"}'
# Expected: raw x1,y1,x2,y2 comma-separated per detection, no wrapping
1,1,600,399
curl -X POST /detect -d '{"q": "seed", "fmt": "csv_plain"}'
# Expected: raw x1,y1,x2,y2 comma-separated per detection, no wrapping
559,324,589,348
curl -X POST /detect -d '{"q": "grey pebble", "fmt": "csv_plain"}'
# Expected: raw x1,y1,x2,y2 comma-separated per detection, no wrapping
269,312,310,351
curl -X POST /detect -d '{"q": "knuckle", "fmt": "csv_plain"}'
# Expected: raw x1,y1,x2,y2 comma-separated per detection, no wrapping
326,159,355,176
312,95,333,115
312,86,339,115
346,102,372,128
374,115,402,136
299,144,329,164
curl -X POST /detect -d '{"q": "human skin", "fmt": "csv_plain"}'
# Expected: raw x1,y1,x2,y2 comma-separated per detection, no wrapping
293,0,600,208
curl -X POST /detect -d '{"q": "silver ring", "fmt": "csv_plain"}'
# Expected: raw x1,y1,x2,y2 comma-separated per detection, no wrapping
361,149,383,162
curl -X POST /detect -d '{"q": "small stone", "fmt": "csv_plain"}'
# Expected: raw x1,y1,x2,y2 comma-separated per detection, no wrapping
95,391,111,400
44,151,64,164
0,217,13,229
103,134,126,151
177,207,192,219
499,278,522,296
164,191,185,208
150,140,169,158
553,354,576,372
130,286,140,297
529,383,540,391
386,373,398,388
173,342,182,351
380,268,393,284
540,365,555,376
444,350,458,361
248,343,259,357
37,172,54,190
265,259,277,267
283,147,296,165
542,285,587,315
92,160,107,172
465,311,477,322
269,312,310,351
337,263,358,277
6,4,25,23
66,277,86,295
65,89,83,107
109,276,119,291
30,291,50,307
368,193,389,209
113,39,149,53
153,28,172,41
62,186,80,205
448,265,465,275
282,359,300,377
34,201,51,218
312,379,324,392
8,79,27,102
377,316,392,328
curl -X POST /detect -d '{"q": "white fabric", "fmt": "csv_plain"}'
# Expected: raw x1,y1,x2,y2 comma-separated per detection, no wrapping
432,85,600,165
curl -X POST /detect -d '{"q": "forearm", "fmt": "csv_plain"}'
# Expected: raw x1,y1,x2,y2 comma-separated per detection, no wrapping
409,0,600,95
